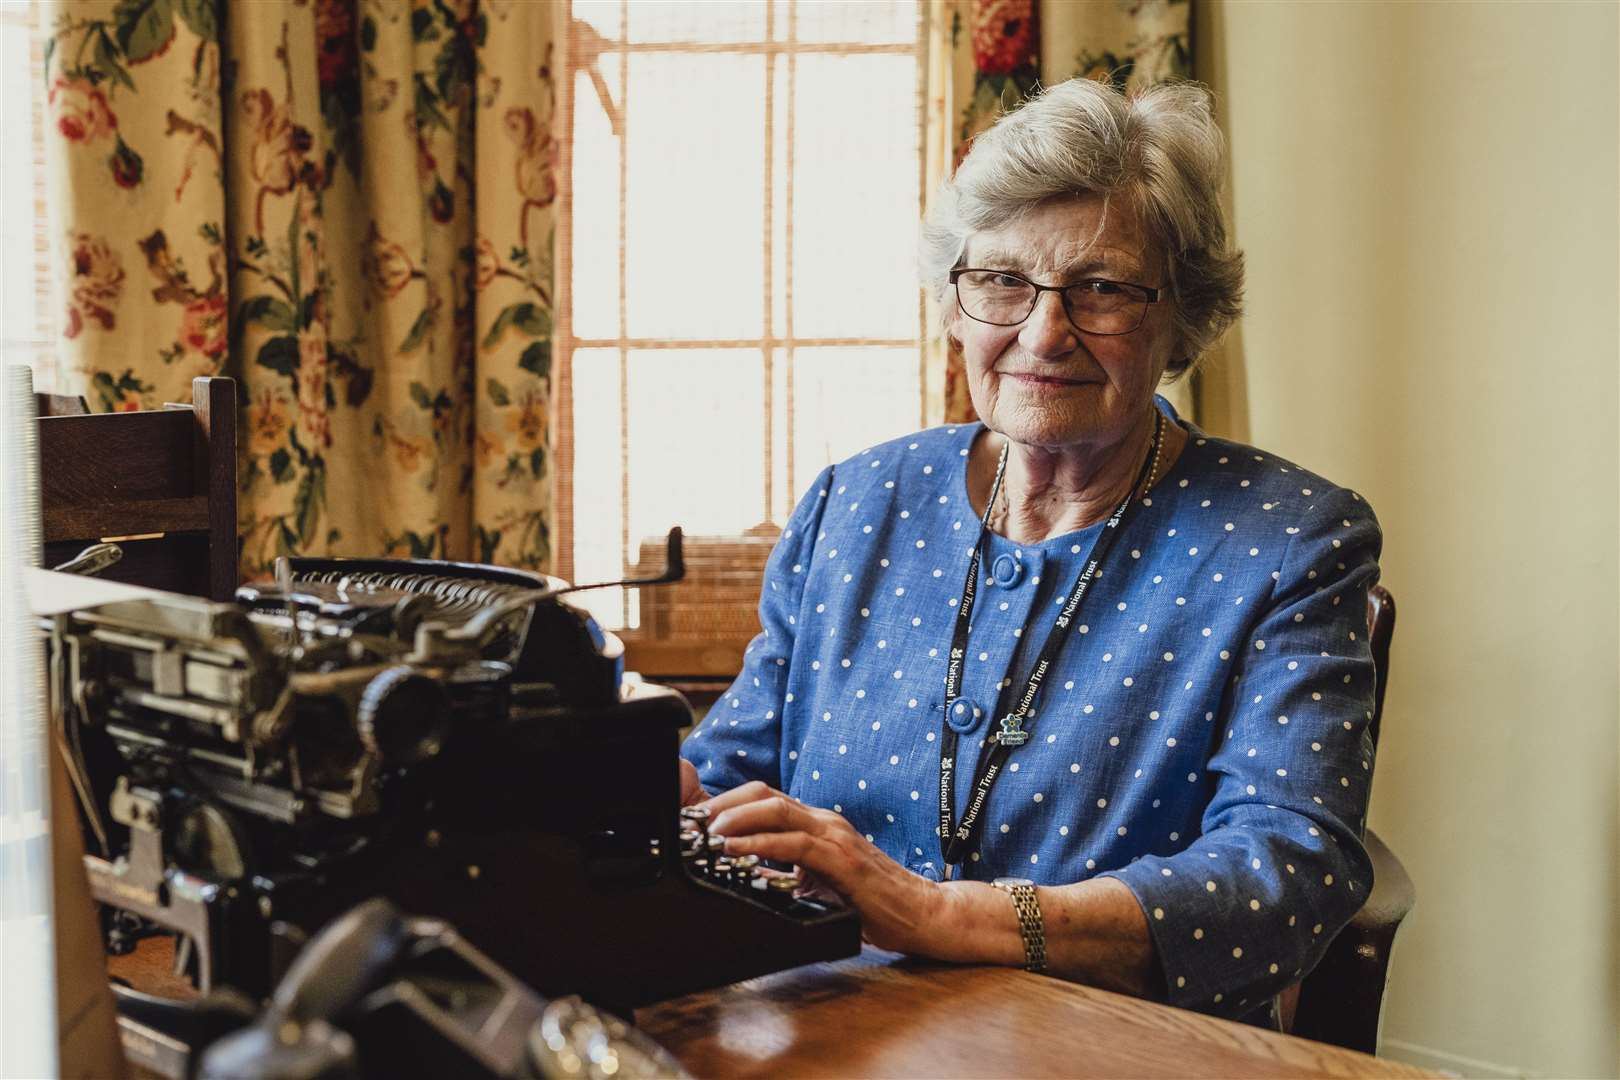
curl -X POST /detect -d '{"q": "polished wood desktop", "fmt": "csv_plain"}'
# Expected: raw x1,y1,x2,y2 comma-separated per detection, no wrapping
112,937,1426,1078
636,947,1429,1079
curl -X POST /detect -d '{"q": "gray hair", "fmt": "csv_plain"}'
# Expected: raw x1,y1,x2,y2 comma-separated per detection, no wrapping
920,78,1244,379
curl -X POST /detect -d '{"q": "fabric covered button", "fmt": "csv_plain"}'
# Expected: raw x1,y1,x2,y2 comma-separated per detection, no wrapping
989,553,1024,588
945,696,983,734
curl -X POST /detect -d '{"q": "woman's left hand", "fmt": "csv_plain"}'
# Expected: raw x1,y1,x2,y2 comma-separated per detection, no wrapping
703,781,951,955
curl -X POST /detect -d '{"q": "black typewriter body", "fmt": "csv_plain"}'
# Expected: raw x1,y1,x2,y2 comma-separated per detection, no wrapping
51,552,858,1016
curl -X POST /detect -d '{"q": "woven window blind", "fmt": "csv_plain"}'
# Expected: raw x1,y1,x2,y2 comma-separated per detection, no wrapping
557,1,926,679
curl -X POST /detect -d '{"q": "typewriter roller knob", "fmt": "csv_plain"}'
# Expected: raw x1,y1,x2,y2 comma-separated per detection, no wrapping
357,665,452,765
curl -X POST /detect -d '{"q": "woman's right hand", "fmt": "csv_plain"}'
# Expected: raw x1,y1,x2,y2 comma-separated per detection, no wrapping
679,757,707,806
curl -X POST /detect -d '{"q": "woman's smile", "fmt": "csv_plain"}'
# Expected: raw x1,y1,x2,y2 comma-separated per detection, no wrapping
1004,371,1098,390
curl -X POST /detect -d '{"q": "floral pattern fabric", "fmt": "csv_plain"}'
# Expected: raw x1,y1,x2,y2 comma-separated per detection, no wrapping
923,0,1192,425
41,0,560,579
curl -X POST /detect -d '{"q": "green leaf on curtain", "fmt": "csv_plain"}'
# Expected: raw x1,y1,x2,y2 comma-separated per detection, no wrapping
476,526,501,564
485,378,511,406
413,74,452,132
409,382,433,410
518,341,551,381
481,302,551,349
269,448,292,483
238,295,299,334
256,335,300,377
360,15,378,52
293,462,327,545
399,307,434,353
433,35,473,101
529,448,546,479
41,37,54,92
93,29,135,92
410,6,439,42
286,195,303,301
175,0,216,42
114,0,177,64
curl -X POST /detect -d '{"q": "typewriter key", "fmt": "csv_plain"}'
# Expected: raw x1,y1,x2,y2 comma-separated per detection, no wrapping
767,874,801,892
679,806,711,824
705,834,726,853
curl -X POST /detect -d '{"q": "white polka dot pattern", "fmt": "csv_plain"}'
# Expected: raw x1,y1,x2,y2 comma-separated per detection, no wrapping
682,404,1382,1018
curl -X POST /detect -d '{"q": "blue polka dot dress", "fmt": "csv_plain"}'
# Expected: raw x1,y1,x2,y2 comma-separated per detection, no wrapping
682,397,1382,1018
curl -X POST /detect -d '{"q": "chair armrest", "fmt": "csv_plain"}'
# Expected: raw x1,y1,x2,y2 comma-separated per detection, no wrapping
1352,828,1415,933
1289,828,1415,1054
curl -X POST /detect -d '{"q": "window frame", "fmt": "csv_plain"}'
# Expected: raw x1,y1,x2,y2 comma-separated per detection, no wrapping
554,1,929,649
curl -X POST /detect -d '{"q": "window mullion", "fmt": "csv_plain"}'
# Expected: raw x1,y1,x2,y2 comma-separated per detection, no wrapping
616,0,631,628
784,0,798,504
761,3,775,529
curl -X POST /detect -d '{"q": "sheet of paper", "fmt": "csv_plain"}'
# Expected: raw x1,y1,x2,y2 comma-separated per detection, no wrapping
25,567,168,616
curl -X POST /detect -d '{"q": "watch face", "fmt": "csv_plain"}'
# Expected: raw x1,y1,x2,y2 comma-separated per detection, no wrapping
993,877,1035,888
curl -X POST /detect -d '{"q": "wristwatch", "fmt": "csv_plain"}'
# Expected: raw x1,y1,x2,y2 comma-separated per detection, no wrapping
991,877,1048,973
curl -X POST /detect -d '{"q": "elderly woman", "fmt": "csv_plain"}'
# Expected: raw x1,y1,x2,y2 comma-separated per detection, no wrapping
678,77,1379,1023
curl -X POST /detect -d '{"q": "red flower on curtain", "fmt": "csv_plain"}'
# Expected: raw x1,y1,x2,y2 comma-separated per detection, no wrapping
179,294,229,360
972,0,1036,75
504,107,559,251
49,77,118,143
315,0,357,89
63,232,125,339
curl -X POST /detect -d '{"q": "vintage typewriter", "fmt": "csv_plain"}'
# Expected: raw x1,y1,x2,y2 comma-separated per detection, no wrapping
48,531,859,1027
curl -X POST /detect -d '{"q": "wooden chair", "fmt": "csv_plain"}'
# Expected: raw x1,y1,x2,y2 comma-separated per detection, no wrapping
1287,583,1415,1054
37,376,239,601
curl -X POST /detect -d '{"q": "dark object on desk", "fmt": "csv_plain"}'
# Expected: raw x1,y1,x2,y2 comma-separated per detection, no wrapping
189,898,690,1080
49,537,859,1060
38,376,238,601
37,390,92,415
1289,584,1414,1054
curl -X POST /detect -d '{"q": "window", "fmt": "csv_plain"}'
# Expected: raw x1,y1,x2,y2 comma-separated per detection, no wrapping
557,1,925,663
0,3,51,388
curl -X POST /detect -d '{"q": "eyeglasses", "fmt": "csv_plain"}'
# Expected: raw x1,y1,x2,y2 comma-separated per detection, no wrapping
949,268,1163,336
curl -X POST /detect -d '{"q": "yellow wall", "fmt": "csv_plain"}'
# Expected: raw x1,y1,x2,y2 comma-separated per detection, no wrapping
1196,2,1619,1076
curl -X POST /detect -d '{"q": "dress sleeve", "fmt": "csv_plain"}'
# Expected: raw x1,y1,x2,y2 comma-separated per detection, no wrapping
1100,486,1382,1017
680,465,834,794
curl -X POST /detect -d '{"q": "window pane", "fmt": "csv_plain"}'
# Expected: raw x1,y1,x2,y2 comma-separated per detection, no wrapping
791,54,919,340
572,1,621,40
570,347,627,628
0,16,37,344
626,0,766,46
570,55,623,340
792,347,921,495
624,53,765,340
625,349,767,548
795,0,918,45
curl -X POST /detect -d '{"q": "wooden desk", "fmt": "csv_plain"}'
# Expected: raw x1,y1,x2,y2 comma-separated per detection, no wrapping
637,949,1432,1079
115,939,1427,1078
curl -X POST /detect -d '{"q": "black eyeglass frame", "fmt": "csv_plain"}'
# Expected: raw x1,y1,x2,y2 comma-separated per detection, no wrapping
948,267,1165,336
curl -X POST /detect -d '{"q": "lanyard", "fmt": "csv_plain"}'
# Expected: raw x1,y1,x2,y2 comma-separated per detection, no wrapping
938,413,1162,866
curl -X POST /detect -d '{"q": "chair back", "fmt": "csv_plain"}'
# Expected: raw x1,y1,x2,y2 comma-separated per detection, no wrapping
37,376,238,600
1366,584,1395,749
35,392,90,416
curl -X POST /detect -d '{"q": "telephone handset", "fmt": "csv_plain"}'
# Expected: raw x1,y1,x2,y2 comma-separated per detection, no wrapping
196,899,689,1080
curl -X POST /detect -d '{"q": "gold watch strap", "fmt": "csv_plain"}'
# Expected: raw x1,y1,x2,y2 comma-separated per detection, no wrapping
994,881,1048,973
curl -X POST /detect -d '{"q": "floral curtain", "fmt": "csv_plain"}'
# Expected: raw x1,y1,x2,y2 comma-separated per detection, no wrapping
41,0,560,580
923,0,1193,425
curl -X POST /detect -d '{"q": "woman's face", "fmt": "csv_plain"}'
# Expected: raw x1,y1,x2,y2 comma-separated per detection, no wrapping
950,194,1175,453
